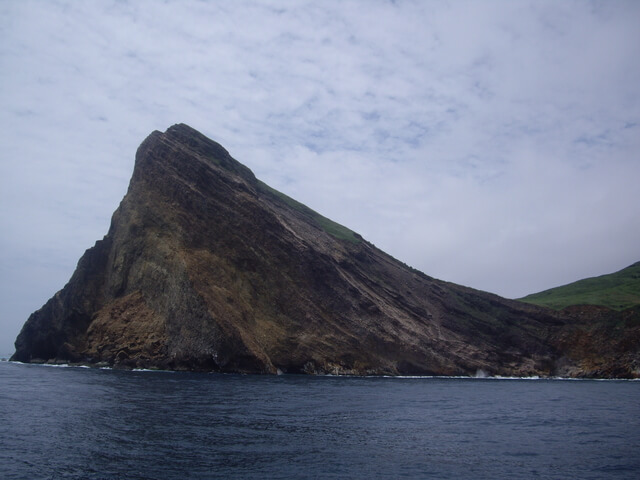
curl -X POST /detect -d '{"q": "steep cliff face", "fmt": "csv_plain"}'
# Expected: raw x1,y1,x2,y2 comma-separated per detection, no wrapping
551,305,640,378
11,125,639,377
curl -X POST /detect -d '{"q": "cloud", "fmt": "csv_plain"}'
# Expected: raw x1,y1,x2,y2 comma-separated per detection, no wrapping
0,0,639,353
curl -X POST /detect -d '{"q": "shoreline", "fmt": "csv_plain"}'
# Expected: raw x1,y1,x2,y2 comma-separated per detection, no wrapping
4,359,639,381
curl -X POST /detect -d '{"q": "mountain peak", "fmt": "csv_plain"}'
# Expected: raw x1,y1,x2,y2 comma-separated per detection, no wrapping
136,124,255,183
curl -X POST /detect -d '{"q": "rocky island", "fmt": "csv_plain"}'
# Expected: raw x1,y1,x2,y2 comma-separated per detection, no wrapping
11,124,640,377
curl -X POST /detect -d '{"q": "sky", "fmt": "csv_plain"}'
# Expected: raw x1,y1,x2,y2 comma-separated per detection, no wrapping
1,0,639,354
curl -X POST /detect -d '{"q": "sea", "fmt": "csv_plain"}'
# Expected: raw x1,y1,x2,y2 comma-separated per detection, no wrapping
0,360,638,480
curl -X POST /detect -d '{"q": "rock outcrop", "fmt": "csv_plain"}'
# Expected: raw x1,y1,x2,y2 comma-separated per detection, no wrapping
11,124,639,377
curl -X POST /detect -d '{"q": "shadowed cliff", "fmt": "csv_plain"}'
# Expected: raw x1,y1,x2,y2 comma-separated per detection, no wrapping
11,125,639,377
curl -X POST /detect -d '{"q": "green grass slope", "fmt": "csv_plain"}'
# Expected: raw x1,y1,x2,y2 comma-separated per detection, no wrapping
519,261,640,311
256,180,361,244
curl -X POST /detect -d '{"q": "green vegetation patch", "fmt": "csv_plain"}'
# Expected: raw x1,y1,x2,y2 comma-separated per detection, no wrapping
519,262,640,311
257,180,361,244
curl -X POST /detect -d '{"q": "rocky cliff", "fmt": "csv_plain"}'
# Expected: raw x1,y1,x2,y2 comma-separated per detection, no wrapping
11,124,639,377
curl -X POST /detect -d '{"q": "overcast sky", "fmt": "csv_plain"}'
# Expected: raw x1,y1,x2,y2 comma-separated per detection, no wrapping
1,0,639,354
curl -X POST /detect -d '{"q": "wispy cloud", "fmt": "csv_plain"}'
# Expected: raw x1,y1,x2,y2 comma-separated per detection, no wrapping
1,0,639,352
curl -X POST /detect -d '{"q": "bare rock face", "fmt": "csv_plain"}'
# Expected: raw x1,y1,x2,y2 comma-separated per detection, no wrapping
11,125,639,377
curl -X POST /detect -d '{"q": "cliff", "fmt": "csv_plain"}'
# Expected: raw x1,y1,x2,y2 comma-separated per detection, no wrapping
11,125,639,377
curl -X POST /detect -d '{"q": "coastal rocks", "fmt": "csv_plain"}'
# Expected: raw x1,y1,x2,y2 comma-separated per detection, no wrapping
11,124,639,377
552,305,640,378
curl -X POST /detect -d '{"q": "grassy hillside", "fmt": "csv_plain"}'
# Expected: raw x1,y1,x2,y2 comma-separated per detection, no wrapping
257,180,361,243
519,261,640,311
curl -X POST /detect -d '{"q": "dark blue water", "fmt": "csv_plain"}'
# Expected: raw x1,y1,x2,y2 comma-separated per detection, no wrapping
1,361,638,479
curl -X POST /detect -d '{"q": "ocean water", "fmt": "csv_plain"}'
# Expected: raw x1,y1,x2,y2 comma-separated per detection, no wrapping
0,361,638,480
